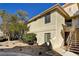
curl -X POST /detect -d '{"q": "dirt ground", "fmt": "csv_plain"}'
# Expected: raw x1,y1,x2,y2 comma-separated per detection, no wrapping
0,44,61,56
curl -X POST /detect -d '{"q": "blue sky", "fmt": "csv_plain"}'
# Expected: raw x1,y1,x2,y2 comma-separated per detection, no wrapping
0,3,64,24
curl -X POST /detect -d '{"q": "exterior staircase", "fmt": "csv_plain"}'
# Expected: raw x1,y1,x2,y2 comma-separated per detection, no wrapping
67,28,79,55
70,41,79,54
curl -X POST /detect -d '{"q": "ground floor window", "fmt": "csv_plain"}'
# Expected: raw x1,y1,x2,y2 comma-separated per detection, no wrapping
44,33,51,42
44,33,52,50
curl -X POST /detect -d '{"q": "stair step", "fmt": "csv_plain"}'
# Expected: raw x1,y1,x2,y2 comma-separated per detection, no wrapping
70,48,79,50
70,50,79,53
71,40,79,42
71,44,79,46
70,49,79,52
72,41,79,43
70,50,79,54
71,43,79,45
70,41,79,42
71,46,79,48
70,46,79,48
70,47,79,49
70,45,79,47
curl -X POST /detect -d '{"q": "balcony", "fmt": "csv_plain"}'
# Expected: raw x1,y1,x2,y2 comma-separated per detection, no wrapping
62,23,72,32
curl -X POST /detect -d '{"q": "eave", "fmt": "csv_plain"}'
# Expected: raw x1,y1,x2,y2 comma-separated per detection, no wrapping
28,4,70,23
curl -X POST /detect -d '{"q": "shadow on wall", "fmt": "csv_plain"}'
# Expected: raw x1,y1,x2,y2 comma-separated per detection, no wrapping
61,30,64,40
61,24,66,40
41,41,52,51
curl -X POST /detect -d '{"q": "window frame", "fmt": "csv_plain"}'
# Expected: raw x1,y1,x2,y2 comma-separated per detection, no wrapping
44,33,51,42
45,13,51,24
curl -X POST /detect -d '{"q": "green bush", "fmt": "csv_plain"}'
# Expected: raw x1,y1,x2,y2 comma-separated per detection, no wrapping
22,33,36,42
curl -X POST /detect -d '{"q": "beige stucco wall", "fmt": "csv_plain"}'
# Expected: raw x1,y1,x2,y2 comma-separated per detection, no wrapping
72,17,79,28
50,12,65,49
64,4,79,17
28,11,57,46
36,31,54,45
28,11,65,49
28,12,57,33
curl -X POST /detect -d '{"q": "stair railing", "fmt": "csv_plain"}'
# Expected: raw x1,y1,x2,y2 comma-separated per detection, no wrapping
66,31,72,51
66,27,75,51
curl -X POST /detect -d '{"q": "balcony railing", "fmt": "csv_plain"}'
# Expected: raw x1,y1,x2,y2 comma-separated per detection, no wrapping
62,24,72,32
65,22,72,27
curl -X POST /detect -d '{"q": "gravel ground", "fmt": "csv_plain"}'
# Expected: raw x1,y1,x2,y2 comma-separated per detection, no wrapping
0,45,61,56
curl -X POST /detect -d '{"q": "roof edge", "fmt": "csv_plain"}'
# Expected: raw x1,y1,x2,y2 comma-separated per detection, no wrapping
28,3,70,23
28,4,60,22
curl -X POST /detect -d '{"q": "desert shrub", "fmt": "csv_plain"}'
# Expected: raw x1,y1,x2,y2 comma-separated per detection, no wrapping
22,33,36,43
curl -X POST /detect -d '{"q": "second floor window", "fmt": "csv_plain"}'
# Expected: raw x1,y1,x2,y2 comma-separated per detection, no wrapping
45,13,51,24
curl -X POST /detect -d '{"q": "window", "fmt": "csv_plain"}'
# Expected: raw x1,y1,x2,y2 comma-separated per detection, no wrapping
45,13,51,24
44,33,51,42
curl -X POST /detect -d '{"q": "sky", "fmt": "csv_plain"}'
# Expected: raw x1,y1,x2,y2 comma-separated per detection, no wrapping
0,3,64,24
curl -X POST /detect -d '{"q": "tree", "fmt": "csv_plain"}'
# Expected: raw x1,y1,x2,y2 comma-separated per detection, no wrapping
0,10,11,41
8,13,29,40
0,10,10,35
0,10,29,41
17,10,29,21
0,10,7,34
